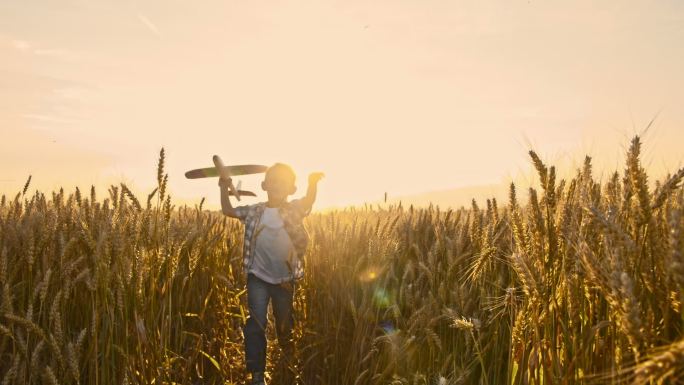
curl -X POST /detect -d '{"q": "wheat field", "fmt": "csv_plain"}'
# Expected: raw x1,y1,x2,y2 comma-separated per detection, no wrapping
1,136,683,385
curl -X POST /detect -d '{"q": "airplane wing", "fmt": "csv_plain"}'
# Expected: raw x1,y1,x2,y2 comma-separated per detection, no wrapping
185,165,268,179
235,180,243,200
228,190,257,197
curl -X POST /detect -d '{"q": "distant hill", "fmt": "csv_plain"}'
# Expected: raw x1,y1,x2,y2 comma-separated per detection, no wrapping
381,183,512,210
201,184,514,214
317,182,536,212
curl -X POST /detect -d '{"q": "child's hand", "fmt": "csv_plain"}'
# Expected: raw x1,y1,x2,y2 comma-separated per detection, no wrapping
308,172,325,185
218,177,232,188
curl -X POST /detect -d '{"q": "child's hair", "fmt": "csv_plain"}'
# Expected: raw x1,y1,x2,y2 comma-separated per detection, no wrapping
265,163,296,185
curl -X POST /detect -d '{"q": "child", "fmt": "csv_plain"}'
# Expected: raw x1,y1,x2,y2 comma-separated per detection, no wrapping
219,163,324,385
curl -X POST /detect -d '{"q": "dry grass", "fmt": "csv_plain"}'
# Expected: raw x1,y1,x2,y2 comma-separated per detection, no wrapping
1,137,684,384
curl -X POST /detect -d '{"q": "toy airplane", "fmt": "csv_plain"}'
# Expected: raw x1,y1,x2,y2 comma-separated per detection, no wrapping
185,156,267,201
228,180,257,197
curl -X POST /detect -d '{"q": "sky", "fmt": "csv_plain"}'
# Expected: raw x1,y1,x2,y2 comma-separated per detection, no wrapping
1,0,683,209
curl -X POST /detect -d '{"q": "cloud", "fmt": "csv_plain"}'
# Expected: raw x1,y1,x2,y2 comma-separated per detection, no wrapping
11,39,31,52
34,48,70,57
20,113,83,125
136,12,162,38
9,37,71,59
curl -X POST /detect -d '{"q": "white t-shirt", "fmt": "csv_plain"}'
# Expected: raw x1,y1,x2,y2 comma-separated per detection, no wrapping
248,207,296,284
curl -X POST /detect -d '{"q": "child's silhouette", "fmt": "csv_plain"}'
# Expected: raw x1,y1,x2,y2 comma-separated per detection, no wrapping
219,163,323,385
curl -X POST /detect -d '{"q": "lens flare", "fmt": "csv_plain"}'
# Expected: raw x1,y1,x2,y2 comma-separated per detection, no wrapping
373,287,391,308
379,320,396,335
359,266,381,282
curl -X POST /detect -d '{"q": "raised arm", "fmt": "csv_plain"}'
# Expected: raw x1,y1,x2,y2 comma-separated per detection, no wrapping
300,172,324,213
219,177,240,218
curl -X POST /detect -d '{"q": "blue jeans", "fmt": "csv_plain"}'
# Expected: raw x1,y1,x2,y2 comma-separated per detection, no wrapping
244,273,295,373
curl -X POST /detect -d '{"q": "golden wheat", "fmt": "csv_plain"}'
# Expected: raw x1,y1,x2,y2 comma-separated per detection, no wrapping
0,137,683,384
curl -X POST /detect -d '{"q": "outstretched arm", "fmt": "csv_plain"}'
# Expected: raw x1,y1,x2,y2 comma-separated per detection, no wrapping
300,172,324,214
219,177,240,218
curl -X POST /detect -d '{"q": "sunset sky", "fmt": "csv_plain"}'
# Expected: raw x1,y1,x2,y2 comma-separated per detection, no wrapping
2,0,683,209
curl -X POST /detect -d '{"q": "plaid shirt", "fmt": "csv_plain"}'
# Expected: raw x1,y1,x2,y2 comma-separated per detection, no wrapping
234,199,310,281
